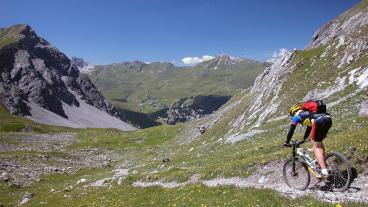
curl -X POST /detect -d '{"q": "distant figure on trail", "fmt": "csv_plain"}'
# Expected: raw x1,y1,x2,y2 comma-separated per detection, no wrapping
284,100,332,178
198,126,206,134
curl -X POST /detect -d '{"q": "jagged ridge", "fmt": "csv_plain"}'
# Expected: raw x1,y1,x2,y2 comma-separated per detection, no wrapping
0,24,136,130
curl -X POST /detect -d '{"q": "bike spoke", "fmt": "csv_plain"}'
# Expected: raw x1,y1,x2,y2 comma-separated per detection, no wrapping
283,158,310,190
325,153,352,191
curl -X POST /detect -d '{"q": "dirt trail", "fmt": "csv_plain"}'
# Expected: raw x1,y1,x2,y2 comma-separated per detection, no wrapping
133,161,368,204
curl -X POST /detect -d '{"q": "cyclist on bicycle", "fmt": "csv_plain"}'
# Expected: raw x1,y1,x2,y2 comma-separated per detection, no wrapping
284,103,332,177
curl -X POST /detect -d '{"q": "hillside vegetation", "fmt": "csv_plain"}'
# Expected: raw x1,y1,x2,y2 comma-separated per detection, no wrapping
0,24,25,48
1,1,368,206
89,56,268,113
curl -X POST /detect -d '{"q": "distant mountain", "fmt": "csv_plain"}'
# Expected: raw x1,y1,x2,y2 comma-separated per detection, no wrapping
164,95,232,125
70,57,95,74
89,54,269,114
0,24,136,131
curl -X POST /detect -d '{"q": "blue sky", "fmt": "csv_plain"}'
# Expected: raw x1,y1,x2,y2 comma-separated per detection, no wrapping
0,0,361,65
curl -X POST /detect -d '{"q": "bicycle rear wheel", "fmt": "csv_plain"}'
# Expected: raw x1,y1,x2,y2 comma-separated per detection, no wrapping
283,157,310,191
325,152,353,192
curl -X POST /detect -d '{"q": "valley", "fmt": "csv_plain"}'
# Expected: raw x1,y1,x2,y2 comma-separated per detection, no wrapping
1,0,368,206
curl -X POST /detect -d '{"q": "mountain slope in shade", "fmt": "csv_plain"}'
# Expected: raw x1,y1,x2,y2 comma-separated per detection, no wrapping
0,24,136,131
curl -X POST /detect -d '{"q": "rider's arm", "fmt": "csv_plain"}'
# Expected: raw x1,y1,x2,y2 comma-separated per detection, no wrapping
303,126,312,140
286,124,296,144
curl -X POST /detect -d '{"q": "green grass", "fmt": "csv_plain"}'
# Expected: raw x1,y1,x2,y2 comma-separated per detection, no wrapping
69,124,182,150
20,181,351,207
0,24,26,48
1,102,367,206
1,4,368,205
89,59,267,113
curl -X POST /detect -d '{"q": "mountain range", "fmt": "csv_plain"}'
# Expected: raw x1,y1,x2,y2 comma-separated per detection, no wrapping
87,55,268,114
1,1,368,206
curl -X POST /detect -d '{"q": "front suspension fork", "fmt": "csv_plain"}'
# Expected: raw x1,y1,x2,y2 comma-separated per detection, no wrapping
292,145,297,176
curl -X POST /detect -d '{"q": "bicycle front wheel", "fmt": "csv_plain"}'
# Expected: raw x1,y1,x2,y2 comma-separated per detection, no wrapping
283,157,310,191
325,152,353,192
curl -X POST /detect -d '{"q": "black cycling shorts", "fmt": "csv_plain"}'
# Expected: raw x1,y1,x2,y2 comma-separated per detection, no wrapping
311,115,332,142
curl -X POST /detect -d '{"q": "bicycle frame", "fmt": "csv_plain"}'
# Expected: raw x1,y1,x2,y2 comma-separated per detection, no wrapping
292,144,297,176
290,141,314,176
285,140,353,192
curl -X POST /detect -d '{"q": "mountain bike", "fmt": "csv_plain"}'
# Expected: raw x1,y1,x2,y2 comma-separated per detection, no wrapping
283,140,353,192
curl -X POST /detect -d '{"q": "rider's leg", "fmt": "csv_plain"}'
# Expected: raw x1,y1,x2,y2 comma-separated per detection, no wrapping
313,141,327,169
312,116,332,171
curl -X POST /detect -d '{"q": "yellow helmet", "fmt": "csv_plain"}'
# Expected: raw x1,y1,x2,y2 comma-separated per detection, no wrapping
289,103,301,116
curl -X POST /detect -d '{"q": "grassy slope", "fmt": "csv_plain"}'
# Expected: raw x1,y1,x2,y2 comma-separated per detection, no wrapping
1,100,364,206
1,3,368,206
1,32,367,205
0,24,26,49
89,60,267,113
0,97,367,206
0,126,354,207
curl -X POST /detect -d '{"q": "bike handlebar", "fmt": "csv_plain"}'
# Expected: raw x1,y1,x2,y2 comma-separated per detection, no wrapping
294,140,305,146
285,140,305,148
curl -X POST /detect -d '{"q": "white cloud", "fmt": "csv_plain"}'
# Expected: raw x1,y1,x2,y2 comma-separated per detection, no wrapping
267,48,289,63
182,55,215,65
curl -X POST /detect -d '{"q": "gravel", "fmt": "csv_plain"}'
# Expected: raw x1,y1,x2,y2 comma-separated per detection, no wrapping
133,161,368,204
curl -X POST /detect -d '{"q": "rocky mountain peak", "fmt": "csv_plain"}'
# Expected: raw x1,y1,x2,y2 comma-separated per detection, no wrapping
71,57,89,68
196,54,258,70
0,24,136,131
307,0,368,48
71,57,95,74
214,54,244,65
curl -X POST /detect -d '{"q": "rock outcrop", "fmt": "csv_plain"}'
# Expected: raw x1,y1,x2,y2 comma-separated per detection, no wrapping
308,1,368,48
196,1,368,143
0,24,136,131
165,95,231,125
70,57,95,73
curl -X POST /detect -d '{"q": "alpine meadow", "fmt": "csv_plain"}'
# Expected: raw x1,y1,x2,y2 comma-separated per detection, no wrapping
0,0,368,206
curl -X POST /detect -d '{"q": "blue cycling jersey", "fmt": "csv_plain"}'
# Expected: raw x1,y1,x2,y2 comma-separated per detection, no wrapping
290,110,313,126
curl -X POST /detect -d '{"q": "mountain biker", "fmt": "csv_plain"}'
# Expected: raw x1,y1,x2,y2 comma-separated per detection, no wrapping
284,103,332,177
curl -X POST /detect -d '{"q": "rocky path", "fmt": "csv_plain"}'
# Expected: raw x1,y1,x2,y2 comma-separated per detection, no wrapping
132,161,368,204
0,132,122,187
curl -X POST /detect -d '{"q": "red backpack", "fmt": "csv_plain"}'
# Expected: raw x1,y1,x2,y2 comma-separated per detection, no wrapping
302,100,327,114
